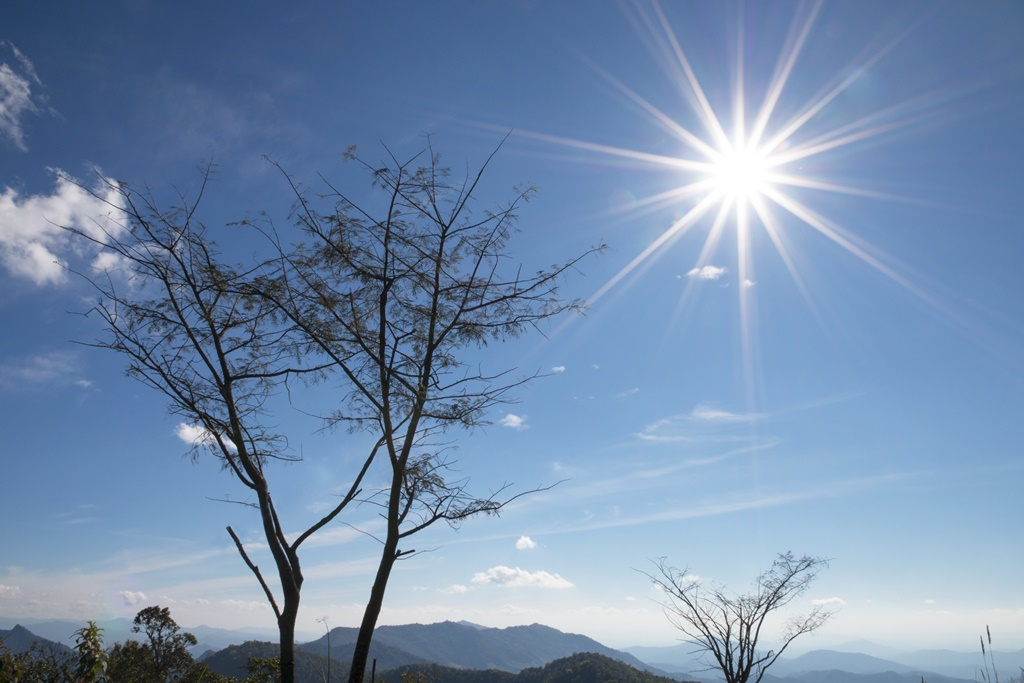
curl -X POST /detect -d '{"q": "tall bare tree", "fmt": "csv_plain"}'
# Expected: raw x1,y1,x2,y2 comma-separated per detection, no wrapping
67,139,597,683
647,552,834,683
260,139,598,682
68,172,351,683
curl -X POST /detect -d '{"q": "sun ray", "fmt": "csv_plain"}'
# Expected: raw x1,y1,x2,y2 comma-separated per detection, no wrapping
759,10,933,157
760,185,944,310
647,0,731,151
574,54,721,160
748,1,823,149
749,191,826,327
586,192,721,308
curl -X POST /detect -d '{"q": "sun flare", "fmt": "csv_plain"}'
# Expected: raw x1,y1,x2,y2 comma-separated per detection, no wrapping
505,0,951,401
708,140,774,202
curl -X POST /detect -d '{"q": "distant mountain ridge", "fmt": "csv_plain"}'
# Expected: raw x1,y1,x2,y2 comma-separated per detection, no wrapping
622,643,1024,683
0,624,73,657
302,621,660,674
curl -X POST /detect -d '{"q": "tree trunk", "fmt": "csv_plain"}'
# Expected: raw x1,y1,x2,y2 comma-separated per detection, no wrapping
347,542,398,683
279,603,298,683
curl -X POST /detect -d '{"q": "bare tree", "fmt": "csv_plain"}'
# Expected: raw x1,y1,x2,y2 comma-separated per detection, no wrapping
259,139,599,682
66,139,598,683
66,171,353,683
647,552,834,683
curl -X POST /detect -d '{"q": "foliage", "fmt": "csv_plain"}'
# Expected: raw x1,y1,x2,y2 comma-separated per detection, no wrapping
243,656,282,683
647,552,833,683
0,632,80,682
71,622,109,682
105,606,201,682
979,626,1024,683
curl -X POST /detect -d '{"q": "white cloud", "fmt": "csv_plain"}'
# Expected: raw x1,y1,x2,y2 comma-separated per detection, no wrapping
813,597,847,607
0,43,45,151
0,171,127,285
499,413,527,430
175,423,217,447
119,590,147,606
471,565,573,589
440,584,471,594
0,584,20,598
551,366,566,373
515,535,536,550
616,387,639,398
743,279,756,288
687,265,727,280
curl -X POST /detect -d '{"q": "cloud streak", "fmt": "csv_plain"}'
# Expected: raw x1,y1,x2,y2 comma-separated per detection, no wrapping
0,350,90,391
0,42,45,150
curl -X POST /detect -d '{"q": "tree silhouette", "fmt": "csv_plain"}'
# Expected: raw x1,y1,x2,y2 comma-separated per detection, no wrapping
646,552,834,683
67,138,597,683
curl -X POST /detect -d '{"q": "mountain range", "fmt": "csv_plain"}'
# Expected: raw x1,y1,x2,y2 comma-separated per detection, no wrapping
621,641,1024,682
4,617,1022,683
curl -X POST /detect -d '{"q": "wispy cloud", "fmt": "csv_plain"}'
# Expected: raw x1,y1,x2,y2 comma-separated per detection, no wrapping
0,171,127,285
636,404,763,442
616,387,640,399
551,472,913,535
551,366,566,373
687,265,727,280
690,405,762,423
813,597,847,607
471,566,573,589
0,584,20,598
220,599,271,611
0,42,45,150
0,350,91,391
500,413,527,430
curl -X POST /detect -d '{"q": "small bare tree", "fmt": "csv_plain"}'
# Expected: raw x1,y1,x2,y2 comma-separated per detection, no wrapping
67,139,598,683
647,552,834,683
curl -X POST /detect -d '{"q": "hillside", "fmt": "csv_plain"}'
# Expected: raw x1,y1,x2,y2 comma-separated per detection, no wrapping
379,652,692,683
202,640,348,682
0,624,73,658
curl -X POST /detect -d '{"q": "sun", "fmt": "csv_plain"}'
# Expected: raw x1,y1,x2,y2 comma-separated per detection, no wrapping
709,140,774,203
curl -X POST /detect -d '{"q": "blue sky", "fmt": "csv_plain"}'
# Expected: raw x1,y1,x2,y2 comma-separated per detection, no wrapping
1,0,1022,652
